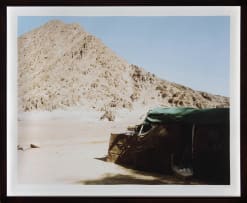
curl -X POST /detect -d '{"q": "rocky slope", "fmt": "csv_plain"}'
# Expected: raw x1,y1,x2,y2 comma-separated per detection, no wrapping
18,20,229,116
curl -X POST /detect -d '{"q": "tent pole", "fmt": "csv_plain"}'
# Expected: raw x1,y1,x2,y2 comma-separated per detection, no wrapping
138,124,144,136
192,124,195,160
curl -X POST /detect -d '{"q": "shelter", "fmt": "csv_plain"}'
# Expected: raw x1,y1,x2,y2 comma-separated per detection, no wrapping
107,107,230,184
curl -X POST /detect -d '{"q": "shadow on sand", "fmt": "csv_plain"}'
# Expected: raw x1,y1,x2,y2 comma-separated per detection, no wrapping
79,174,166,185
77,157,203,185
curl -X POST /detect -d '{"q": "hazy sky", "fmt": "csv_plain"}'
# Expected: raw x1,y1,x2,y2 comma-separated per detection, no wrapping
18,16,230,96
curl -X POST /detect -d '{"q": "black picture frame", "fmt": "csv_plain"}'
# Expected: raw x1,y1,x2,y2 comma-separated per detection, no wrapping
1,0,246,203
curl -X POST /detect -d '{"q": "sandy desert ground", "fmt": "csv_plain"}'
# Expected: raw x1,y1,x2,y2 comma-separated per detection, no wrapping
17,109,204,185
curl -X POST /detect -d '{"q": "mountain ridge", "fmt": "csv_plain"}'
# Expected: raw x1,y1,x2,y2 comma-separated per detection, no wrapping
18,20,229,115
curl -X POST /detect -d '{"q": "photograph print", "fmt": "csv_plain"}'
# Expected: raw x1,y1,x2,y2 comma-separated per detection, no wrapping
7,6,241,197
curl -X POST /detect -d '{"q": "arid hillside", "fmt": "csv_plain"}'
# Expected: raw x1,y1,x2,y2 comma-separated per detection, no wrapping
18,20,229,117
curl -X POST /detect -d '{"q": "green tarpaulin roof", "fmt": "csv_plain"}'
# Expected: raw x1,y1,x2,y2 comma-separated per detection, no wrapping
144,107,229,125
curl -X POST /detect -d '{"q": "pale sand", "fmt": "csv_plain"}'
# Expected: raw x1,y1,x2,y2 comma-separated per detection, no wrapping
18,111,202,185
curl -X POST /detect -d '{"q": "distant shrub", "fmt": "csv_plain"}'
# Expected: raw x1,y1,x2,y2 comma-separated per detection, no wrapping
100,110,115,121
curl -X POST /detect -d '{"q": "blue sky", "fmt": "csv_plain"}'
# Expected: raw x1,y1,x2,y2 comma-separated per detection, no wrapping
18,16,230,96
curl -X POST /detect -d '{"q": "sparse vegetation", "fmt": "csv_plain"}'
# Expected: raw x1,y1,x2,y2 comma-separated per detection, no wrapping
100,109,116,121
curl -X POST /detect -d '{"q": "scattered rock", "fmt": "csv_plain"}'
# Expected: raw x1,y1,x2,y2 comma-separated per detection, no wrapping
17,144,36,151
17,145,24,151
30,144,40,148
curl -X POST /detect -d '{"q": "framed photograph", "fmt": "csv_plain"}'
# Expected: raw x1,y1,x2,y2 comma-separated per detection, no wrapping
3,1,245,201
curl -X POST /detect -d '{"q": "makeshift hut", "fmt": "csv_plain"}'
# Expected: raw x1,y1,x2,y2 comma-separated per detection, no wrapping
107,107,230,184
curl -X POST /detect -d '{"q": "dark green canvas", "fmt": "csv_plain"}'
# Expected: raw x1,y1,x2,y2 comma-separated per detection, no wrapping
144,107,229,125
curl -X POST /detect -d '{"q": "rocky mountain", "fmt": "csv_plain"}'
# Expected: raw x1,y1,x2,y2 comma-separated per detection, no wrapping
18,20,229,115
